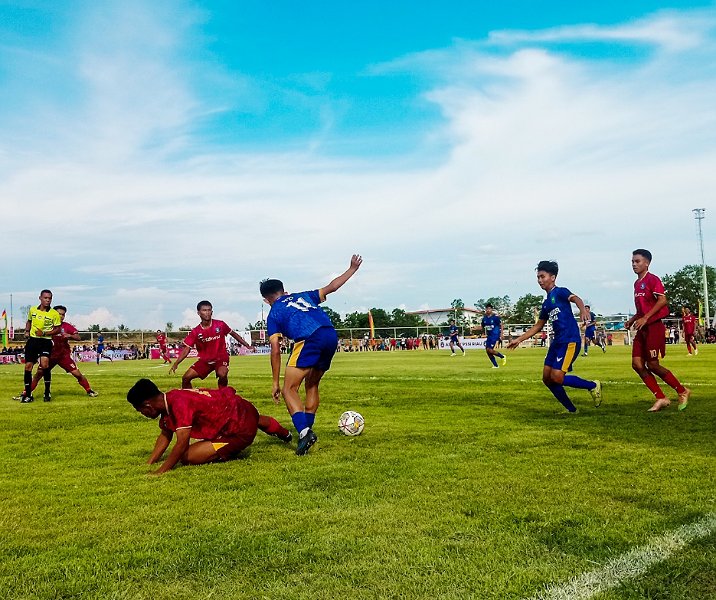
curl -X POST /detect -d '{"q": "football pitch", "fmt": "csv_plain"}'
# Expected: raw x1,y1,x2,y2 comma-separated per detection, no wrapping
1,346,714,600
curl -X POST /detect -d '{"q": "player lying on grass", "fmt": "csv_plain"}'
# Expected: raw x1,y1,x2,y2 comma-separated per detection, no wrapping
127,378,292,475
507,260,601,413
260,254,362,456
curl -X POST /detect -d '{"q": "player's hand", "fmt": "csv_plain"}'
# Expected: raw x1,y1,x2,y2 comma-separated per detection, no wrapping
507,341,519,350
633,317,648,331
35,327,44,336
272,383,281,404
350,254,363,270
168,363,177,373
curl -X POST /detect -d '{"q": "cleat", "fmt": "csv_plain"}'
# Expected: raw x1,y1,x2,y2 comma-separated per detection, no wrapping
12,393,26,401
501,356,507,366
647,397,671,412
450,353,456,357
686,353,692,357
87,390,99,397
296,429,317,456
589,380,602,407
602,346,606,353
278,430,293,443
491,365,499,369
462,352,466,356
694,348,699,356
677,388,691,411
43,394,51,402
20,395,34,403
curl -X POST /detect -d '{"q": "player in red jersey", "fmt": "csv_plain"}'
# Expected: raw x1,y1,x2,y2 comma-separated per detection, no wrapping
624,249,690,412
155,330,171,364
681,307,698,356
14,305,98,401
127,378,291,475
169,300,254,388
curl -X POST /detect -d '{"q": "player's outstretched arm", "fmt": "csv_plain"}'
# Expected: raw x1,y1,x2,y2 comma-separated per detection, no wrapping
569,294,589,324
152,428,191,475
507,320,546,349
148,430,172,464
269,336,282,403
229,330,253,349
319,254,362,300
169,346,191,373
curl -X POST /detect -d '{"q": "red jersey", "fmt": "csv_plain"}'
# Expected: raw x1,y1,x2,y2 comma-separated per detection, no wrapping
159,387,253,439
682,313,696,334
634,272,669,323
51,322,78,360
183,319,232,362
156,333,167,347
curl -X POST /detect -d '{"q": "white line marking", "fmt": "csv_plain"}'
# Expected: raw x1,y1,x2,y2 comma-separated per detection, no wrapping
526,513,716,600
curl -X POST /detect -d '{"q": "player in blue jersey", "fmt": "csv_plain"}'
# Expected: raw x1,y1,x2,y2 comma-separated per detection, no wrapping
507,260,601,412
447,320,465,356
582,305,606,356
260,255,363,455
481,304,506,368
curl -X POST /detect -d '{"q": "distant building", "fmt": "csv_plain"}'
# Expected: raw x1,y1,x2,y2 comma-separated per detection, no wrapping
407,307,482,325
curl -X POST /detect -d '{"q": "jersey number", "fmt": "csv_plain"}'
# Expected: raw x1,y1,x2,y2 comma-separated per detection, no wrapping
287,298,315,312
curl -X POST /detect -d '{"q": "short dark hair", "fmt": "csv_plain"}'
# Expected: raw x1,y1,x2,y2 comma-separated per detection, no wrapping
197,300,212,311
536,260,559,276
585,305,590,309
260,278,284,297
40,289,52,296
54,305,67,312
633,248,652,262
127,378,160,408
485,303,493,309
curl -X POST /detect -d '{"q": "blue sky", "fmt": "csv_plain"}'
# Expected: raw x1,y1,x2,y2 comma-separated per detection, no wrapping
1,1,715,330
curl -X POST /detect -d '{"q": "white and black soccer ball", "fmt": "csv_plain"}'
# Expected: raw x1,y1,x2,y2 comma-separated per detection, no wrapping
338,410,364,436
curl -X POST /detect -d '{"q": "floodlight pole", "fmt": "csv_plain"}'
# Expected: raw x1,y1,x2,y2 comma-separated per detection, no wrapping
692,208,710,327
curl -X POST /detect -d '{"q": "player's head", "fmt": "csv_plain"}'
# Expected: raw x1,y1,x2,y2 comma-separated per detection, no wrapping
683,306,691,315
484,303,493,315
127,378,163,418
260,278,285,305
536,260,558,291
449,319,455,324
585,305,590,310
54,305,67,321
39,289,52,308
196,300,213,321
156,329,162,334
632,249,652,275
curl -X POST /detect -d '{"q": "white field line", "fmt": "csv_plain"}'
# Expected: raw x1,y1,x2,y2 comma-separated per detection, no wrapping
527,513,716,600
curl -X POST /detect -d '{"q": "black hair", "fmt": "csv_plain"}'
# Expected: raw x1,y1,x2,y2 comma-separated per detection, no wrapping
585,305,590,309
196,300,212,311
127,378,161,408
260,278,284,297
632,248,652,262
485,303,493,309
54,305,67,312
536,260,559,276
40,289,52,296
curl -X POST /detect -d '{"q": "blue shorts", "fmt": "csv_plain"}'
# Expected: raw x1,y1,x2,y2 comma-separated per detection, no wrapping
585,326,596,340
287,326,338,371
544,341,581,372
485,336,500,349
450,335,459,344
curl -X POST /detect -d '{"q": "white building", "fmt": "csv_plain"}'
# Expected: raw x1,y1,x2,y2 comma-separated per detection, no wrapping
407,307,482,326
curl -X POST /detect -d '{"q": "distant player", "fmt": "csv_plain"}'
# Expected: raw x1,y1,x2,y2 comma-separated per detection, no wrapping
507,261,601,412
682,307,698,356
96,333,109,365
625,249,690,411
127,378,292,476
448,319,465,356
169,301,254,389
14,306,98,401
260,254,362,456
481,304,506,368
19,290,62,403
155,330,171,364
582,305,606,355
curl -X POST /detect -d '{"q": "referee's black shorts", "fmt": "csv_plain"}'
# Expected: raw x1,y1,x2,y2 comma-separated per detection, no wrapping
25,337,53,363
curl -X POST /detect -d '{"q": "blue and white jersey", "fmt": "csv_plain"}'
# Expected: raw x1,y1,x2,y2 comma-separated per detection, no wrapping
448,324,459,338
539,287,581,345
481,315,502,339
267,290,333,342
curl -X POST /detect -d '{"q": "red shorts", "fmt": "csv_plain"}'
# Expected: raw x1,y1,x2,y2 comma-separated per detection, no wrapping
49,355,78,373
209,401,259,460
632,320,666,361
190,358,229,379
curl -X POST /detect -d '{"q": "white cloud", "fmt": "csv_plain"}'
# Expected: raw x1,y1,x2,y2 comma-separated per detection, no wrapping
70,307,126,330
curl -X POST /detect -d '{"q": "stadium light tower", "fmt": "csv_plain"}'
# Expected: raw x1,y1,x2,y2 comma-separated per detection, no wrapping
692,208,710,327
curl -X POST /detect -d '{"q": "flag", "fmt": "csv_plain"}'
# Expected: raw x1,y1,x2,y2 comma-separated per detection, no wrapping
1,309,7,349
698,299,704,326
367,310,375,340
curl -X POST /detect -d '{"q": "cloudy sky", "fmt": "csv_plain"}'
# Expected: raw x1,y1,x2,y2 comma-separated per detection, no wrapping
1,1,714,330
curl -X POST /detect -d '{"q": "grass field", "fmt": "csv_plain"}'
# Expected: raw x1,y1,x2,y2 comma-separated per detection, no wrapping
1,346,714,599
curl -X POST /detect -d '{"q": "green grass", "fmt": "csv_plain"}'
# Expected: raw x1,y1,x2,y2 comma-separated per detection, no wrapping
1,346,714,599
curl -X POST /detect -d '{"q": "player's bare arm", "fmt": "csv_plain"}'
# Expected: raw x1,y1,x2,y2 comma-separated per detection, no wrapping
508,319,547,349
152,428,191,475
568,294,589,324
148,430,173,464
269,336,282,403
169,346,192,373
319,254,363,300
229,330,253,349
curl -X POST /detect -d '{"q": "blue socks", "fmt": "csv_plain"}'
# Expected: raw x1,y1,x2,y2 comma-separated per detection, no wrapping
305,412,315,428
489,355,498,367
495,352,504,359
292,411,316,434
563,375,596,390
548,384,577,412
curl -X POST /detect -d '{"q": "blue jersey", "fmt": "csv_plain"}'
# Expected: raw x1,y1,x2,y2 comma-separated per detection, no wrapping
585,311,596,336
539,286,581,345
267,290,333,342
449,325,459,338
481,315,501,339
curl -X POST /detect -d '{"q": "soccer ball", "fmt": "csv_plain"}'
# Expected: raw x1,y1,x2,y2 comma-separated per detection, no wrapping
338,410,364,436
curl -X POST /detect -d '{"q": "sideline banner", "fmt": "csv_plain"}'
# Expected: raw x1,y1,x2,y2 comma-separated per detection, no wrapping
438,337,488,350
150,348,198,360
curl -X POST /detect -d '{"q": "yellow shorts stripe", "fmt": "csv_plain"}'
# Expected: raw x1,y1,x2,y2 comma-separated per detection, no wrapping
287,340,305,368
561,342,577,371
211,442,229,452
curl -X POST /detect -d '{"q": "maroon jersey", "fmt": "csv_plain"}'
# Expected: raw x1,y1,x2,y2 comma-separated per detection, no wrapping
159,387,254,439
183,319,232,362
156,332,167,347
682,313,696,334
51,322,78,360
634,272,669,323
